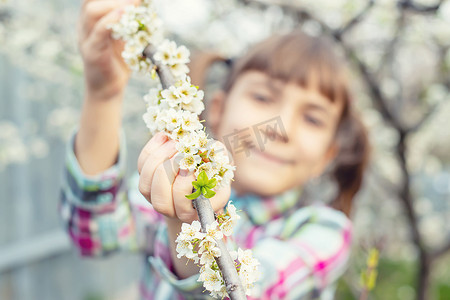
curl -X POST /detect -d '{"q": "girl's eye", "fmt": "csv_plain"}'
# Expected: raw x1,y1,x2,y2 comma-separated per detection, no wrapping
304,114,324,127
251,93,272,103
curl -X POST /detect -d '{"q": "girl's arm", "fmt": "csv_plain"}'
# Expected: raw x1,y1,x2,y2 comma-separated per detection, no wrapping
75,0,137,175
59,130,140,257
58,0,145,256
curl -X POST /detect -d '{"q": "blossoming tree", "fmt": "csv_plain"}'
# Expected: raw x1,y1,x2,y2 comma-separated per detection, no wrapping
110,1,259,298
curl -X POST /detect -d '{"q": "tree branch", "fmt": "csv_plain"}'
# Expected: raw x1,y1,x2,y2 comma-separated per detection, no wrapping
143,44,247,300
243,0,405,131
406,103,439,133
193,194,247,300
335,0,375,37
347,46,404,131
397,0,445,14
143,44,177,88
376,8,406,76
396,133,423,252
406,41,449,133
430,239,450,261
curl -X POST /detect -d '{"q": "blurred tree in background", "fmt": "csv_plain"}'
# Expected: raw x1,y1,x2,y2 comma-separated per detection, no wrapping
0,0,449,299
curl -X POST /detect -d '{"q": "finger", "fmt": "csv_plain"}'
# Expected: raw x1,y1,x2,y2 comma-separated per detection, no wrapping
82,0,102,9
149,156,181,218
137,132,169,174
79,0,119,45
208,184,231,214
172,171,231,223
138,140,177,201
172,169,198,223
82,6,125,53
81,0,125,40
212,140,235,165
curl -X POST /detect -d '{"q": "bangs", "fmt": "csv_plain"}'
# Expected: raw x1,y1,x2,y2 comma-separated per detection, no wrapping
224,32,350,104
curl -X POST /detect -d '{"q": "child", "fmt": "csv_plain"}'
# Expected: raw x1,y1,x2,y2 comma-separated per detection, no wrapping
60,1,369,299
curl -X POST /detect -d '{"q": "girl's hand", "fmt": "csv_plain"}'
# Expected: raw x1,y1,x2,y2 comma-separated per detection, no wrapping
78,0,140,101
137,132,231,223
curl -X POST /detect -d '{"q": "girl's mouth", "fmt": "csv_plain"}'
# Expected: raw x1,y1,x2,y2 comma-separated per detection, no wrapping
249,147,295,165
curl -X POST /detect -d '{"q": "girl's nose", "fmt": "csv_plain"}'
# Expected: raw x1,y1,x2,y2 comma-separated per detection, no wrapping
276,107,298,143
262,122,289,143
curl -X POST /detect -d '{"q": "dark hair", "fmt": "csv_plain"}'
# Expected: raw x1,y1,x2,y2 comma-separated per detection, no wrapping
188,31,370,217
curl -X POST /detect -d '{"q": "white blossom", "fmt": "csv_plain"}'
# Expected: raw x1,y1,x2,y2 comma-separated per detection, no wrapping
220,219,235,237
181,96,205,115
229,250,238,261
237,248,260,295
198,267,226,297
155,109,169,131
195,130,214,151
194,162,217,181
173,45,190,64
219,203,240,236
176,81,197,104
143,88,162,106
142,105,160,134
199,239,221,266
111,2,243,297
178,152,202,171
154,39,178,65
161,86,183,108
181,111,203,132
227,202,239,222
238,248,259,271
207,141,228,162
176,137,200,156
175,239,198,262
170,125,190,140
164,108,183,131
178,220,205,241
214,161,236,187
206,221,224,240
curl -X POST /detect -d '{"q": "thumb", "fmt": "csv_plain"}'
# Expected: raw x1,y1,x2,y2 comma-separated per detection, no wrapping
173,169,231,223
172,169,198,223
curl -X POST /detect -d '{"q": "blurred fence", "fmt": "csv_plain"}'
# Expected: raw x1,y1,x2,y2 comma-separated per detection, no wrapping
0,54,141,300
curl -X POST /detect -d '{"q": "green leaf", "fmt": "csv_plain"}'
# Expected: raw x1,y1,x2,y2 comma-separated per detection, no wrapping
203,188,216,198
367,270,378,291
137,21,146,31
185,189,201,200
205,178,217,189
360,272,367,288
192,181,200,189
367,249,379,268
197,171,208,186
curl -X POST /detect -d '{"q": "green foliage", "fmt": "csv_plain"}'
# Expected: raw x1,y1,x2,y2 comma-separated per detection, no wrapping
185,170,217,200
335,278,357,300
336,256,450,299
83,292,104,300
336,257,415,300
360,248,379,291
436,283,450,300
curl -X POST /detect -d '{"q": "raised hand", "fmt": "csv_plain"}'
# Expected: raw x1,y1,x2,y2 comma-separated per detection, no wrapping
78,0,140,101
137,132,231,223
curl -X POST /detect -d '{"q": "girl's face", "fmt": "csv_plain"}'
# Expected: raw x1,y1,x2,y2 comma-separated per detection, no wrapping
209,71,344,197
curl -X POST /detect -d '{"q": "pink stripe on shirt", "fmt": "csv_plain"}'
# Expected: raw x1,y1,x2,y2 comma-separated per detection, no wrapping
265,257,307,299
314,227,351,288
245,226,263,248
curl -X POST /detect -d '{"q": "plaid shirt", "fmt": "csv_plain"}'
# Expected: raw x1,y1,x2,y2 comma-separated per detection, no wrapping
59,130,352,299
